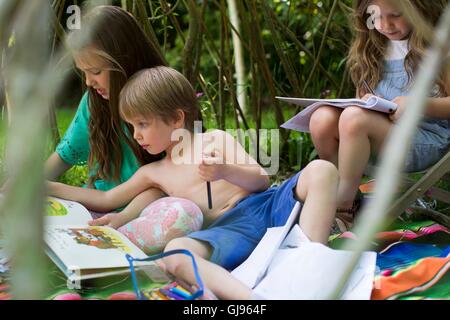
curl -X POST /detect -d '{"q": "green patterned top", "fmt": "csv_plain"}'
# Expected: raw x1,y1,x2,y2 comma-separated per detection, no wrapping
56,92,140,191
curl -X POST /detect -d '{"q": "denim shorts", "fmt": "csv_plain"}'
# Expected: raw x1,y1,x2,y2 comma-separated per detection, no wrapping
404,121,450,172
188,172,303,270
374,59,450,173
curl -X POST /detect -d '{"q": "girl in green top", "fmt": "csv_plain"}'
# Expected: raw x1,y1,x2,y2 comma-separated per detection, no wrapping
46,6,166,188
45,6,205,251
45,5,167,213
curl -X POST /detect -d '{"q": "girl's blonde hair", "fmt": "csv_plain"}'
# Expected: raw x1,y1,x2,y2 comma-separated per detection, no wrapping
67,5,167,186
119,66,199,132
347,0,448,98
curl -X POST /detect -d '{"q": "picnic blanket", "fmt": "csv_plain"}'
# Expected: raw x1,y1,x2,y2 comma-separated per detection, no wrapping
329,220,450,300
1,220,449,300
0,262,159,300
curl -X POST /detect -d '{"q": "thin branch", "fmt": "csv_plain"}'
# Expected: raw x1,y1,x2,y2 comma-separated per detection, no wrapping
302,0,339,95
261,0,302,97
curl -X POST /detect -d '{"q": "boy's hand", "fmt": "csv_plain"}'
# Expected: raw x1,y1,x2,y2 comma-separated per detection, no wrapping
88,213,125,229
389,96,408,123
199,150,228,182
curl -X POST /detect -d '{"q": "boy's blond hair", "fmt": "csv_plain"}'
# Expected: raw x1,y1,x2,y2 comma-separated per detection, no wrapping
119,66,199,132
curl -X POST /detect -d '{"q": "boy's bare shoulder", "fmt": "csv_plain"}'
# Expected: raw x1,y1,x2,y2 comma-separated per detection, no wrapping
204,129,234,140
138,160,162,176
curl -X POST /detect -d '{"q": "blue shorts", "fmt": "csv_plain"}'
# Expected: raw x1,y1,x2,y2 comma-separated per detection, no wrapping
188,172,303,270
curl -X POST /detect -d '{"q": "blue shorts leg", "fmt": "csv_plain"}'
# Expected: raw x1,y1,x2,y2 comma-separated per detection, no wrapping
188,172,303,270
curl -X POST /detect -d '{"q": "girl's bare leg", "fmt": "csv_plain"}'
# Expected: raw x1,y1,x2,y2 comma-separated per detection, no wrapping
310,106,342,166
337,107,392,209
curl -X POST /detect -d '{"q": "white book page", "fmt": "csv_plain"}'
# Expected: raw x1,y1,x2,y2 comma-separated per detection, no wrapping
278,96,397,133
276,96,364,107
44,225,149,270
45,197,92,226
253,241,376,300
231,202,301,288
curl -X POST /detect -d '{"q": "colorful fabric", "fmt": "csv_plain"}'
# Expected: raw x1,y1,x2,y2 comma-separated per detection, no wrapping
56,92,141,192
330,220,450,300
372,246,450,300
118,197,203,254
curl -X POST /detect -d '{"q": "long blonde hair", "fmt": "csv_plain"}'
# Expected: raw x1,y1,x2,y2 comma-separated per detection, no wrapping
67,6,167,186
347,0,448,98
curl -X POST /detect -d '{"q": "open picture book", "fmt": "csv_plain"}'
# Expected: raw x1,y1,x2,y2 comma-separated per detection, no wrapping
44,197,169,286
277,96,398,133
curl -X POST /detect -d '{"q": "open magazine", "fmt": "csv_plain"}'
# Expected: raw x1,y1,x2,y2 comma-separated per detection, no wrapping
231,202,377,300
44,197,169,286
278,96,398,133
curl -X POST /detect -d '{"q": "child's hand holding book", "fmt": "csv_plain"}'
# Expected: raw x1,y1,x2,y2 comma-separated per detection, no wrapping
389,96,408,122
88,213,127,229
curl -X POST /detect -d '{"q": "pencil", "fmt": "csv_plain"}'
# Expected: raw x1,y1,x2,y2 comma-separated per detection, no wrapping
160,288,184,300
363,80,375,95
176,279,196,294
171,286,191,299
207,181,212,209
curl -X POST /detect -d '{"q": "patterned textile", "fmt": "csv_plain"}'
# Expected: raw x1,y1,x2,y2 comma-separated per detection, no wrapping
118,197,203,254
330,220,450,300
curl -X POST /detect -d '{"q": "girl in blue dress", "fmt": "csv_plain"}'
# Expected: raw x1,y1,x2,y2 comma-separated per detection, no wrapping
309,0,450,230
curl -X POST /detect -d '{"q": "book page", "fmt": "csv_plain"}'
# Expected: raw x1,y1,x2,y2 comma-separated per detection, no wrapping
253,238,376,300
278,96,397,133
276,96,365,107
44,225,150,270
231,202,301,288
45,197,92,226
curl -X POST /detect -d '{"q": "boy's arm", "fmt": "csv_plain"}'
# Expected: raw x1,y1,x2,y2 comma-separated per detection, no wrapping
47,165,155,212
221,163,270,193
201,130,270,193
89,188,165,229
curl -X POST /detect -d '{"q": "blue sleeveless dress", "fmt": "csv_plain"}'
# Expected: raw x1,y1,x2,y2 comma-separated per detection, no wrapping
374,59,450,172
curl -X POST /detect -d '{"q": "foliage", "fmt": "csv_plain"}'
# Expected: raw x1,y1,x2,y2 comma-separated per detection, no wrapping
46,0,355,177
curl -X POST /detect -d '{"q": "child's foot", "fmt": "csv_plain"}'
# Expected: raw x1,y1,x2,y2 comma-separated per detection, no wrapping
335,209,353,233
335,199,362,233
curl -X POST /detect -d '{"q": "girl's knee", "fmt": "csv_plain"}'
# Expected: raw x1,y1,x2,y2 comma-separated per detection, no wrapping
339,106,370,135
310,106,340,136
